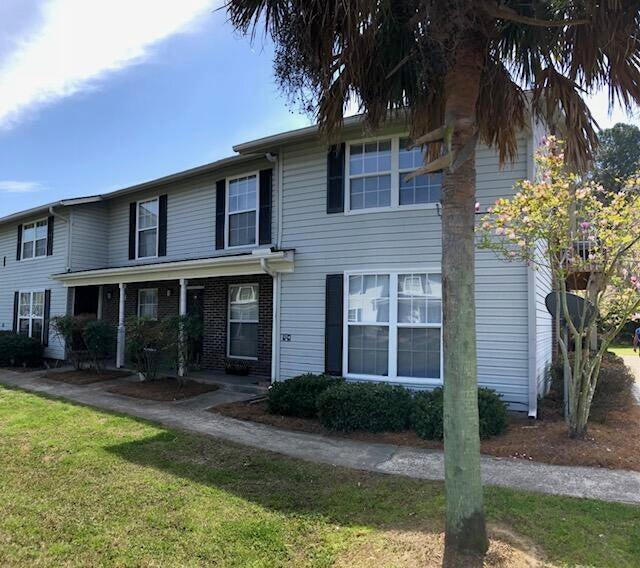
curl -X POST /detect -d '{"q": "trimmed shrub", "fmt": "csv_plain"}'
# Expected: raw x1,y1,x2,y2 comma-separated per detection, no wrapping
317,381,413,432
412,387,508,441
82,320,116,373
268,373,343,418
0,332,44,367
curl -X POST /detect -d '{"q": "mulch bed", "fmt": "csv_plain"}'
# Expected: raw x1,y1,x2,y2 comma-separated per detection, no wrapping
109,378,219,401
211,398,640,472
1,366,47,373
45,369,133,385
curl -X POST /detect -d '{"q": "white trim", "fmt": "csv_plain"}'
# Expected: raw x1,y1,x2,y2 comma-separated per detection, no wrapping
135,197,159,260
225,171,260,249
342,269,443,383
20,217,49,261
227,282,259,360
17,289,45,342
344,134,442,214
137,288,159,320
53,250,295,287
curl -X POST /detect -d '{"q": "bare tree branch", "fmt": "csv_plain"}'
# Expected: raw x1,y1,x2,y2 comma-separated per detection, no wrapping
486,5,590,28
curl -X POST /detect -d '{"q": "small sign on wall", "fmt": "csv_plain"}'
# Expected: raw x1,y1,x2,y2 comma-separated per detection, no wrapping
281,334,291,342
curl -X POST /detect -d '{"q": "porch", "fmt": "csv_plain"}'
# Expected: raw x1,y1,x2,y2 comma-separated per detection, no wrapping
53,249,294,381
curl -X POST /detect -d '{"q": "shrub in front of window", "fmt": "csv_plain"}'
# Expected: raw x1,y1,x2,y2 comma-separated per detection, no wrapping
268,373,344,418
51,315,92,370
0,332,44,367
412,387,508,441
317,381,413,432
125,316,170,381
161,315,204,382
82,320,116,374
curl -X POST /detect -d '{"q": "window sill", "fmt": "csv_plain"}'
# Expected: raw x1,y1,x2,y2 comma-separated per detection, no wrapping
344,203,440,216
227,355,259,361
345,373,443,386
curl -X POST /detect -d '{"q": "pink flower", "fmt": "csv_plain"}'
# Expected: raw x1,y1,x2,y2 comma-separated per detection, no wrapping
580,221,590,230
475,202,480,212
631,276,638,284
496,227,505,236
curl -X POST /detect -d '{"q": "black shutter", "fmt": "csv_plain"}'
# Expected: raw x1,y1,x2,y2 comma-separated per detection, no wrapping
12,291,19,333
158,194,168,257
327,143,345,214
128,202,137,260
259,169,273,245
324,274,344,375
42,290,51,346
215,179,226,250
46,215,54,256
16,225,22,261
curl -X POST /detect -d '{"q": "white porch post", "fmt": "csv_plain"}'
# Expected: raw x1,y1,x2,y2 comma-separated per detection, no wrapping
116,283,126,368
178,278,188,377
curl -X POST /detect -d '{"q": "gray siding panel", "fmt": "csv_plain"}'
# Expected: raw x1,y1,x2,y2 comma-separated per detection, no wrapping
70,203,108,271
535,242,553,395
278,135,531,409
0,216,69,359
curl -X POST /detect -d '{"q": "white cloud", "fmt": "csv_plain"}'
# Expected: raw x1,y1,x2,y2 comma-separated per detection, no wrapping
0,0,216,128
0,180,42,193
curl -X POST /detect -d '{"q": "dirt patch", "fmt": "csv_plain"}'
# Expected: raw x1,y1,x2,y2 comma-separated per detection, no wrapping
109,378,219,401
1,366,46,373
211,399,640,472
45,369,133,385
335,527,549,567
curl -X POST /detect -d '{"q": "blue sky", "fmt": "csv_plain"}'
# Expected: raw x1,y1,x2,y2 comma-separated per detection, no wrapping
0,0,638,218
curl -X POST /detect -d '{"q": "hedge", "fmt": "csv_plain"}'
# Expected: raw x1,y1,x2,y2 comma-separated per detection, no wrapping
0,332,44,367
268,374,344,418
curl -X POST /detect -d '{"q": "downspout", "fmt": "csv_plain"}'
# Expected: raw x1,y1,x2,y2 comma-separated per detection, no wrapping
48,205,72,272
261,257,280,382
526,123,538,418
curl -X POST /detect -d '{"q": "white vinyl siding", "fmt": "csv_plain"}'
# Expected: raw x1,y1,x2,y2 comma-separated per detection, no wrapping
21,219,48,260
228,284,258,359
278,127,531,410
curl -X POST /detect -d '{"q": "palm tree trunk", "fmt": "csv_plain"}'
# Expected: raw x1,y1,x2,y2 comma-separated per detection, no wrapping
441,35,489,566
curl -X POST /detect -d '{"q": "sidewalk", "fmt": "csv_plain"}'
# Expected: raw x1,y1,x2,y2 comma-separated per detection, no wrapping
2,368,640,506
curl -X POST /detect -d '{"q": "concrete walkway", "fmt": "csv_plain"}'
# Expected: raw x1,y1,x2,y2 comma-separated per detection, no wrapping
2,369,640,506
621,354,640,404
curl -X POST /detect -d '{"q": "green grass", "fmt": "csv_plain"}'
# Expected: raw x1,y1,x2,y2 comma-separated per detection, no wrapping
608,343,636,357
1,386,639,567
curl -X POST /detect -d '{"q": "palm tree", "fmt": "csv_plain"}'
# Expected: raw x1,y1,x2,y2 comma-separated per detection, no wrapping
225,1,640,564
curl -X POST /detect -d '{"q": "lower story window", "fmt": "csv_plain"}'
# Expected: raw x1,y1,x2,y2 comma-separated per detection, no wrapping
346,271,442,381
138,288,158,320
18,291,44,340
228,284,258,358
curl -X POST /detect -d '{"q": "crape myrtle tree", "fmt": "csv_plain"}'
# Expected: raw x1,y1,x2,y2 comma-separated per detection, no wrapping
480,138,640,438
225,0,640,563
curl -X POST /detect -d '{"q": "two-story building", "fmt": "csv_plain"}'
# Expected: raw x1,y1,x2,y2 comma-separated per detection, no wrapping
0,115,552,416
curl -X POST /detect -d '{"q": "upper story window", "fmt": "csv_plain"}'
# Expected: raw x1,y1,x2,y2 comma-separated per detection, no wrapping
345,136,442,213
22,219,48,260
227,174,257,247
137,198,158,259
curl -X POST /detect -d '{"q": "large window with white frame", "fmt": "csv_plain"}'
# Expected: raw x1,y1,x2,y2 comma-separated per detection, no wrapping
21,219,48,260
18,291,45,340
227,174,258,247
345,271,442,382
138,288,158,320
346,136,442,212
228,284,259,359
136,198,158,259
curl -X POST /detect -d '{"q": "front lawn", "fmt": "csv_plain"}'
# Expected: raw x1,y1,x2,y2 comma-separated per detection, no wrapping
1,386,639,567
608,344,636,357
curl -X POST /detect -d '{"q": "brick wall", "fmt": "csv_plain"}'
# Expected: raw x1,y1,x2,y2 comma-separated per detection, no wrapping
101,274,272,377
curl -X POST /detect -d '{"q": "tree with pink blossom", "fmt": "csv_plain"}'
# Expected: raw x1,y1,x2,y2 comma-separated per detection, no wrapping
479,137,640,438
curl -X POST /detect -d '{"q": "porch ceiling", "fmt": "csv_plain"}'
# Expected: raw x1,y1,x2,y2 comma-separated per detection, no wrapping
53,249,294,287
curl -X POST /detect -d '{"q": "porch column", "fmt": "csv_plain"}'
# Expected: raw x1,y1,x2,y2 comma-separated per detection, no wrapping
116,283,126,368
97,285,104,320
178,278,188,377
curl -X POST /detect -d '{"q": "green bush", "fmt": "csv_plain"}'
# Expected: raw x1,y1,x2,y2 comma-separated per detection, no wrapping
126,317,170,381
317,381,412,432
82,320,116,373
0,332,44,367
268,373,343,418
412,387,508,441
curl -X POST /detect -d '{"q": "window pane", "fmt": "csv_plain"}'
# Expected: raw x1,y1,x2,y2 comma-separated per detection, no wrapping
22,241,34,259
427,299,442,324
427,274,442,297
229,175,257,213
348,274,389,323
230,285,258,321
229,211,256,246
35,238,47,257
349,140,391,177
348,325,389,376
138,228,157,257
350,174,391,210
399,172,442,205
35,220,48,239
139,289,158,319
398,274,427,324
229,322,258,358
31,319,43,341
19,319,29,336
32,292,44,317
398,327,440,378
23,224,35,242
138,200,158,229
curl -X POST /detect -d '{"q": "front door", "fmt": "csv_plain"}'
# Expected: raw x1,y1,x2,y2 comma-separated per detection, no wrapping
187,288,204,364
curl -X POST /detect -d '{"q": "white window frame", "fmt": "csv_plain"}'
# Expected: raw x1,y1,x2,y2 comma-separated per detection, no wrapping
135,197,159,260
342,269,443,385
225,172,260,249
17,290,45,341
227,283,259,360
344,134,441,214
20,218,48,261
137,288,158,320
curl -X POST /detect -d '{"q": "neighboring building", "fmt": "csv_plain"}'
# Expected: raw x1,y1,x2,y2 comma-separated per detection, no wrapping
0,116,552,416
